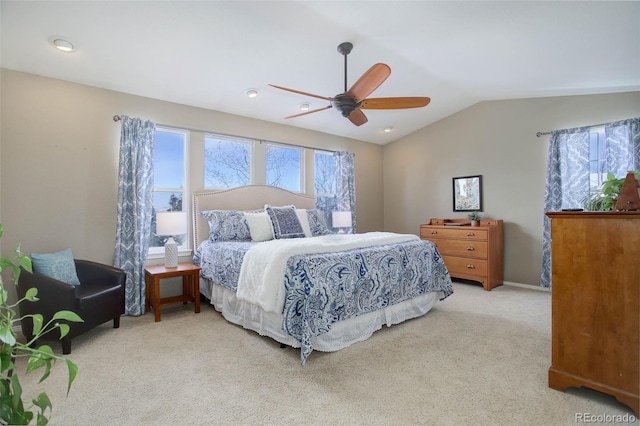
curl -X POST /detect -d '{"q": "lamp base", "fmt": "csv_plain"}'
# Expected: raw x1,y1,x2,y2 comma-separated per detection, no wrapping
164,238,178,268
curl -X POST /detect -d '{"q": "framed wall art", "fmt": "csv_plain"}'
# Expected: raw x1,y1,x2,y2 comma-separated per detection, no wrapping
453,175,483,212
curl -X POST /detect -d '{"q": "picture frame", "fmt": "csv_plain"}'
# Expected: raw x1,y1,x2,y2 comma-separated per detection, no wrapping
453,175,483,212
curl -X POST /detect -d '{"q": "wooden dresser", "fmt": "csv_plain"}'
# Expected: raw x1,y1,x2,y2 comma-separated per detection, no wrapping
547,211,639,416
419,219,503,291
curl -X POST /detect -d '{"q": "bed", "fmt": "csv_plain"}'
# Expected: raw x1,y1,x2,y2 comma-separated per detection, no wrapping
192,185,453,364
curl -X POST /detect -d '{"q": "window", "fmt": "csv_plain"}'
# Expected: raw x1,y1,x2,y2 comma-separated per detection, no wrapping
314,150,338,228
588,127,606,192
315,151,337,196
150,128,187,251
266,144,302,192
204,135,251,189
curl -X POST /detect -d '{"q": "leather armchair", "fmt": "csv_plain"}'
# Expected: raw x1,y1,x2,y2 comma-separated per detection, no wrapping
18,260,126,354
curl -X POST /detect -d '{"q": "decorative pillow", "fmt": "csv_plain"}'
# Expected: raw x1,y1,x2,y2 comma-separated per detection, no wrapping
307,209,333,236
244,211,274,242
200,210,251,242
295,209,313,238
31,248,81,286
265,205,305,239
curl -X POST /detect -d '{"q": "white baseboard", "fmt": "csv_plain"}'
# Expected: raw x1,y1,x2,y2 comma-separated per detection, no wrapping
503,281,550,292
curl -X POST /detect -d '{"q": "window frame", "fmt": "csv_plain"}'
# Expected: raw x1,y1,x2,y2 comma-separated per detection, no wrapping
588,126,607,192
203,133,254,190
148,126,190,258
314,150,338,197
264,142,305,193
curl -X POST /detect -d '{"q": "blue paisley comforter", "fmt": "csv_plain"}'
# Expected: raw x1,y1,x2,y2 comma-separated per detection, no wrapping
195,234,453,364
194,240,255,291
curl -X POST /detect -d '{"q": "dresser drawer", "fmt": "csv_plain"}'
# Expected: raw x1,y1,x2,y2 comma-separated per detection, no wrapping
442,256,488,278
430,239,488,259
420,227,488,241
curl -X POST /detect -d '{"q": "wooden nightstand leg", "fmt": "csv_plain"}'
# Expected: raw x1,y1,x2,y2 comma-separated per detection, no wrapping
182,277,189,305
153,277,161,322
193,271,200,314
145,273,151,312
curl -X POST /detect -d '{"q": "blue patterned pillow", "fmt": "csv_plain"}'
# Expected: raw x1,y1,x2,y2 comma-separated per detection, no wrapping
31,248,81,286
200,210,251,242
307,209,333,236
266,205,305,239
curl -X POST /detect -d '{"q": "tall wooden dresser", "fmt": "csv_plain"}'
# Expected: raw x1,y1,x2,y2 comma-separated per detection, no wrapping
419,219,503,291
547,211,639,416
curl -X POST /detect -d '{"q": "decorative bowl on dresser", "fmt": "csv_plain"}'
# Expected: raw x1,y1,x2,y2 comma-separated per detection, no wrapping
420,219,503,291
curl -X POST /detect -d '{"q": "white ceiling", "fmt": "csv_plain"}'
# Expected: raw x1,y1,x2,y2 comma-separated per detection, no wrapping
2,1,638,145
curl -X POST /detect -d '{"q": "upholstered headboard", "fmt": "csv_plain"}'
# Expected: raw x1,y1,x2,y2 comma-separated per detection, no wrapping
192,185,316,248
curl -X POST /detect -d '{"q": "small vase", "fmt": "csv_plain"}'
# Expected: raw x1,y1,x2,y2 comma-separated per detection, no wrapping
471,220,478,227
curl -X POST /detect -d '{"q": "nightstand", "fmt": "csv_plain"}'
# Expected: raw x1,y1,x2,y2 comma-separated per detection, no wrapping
144,263,201,322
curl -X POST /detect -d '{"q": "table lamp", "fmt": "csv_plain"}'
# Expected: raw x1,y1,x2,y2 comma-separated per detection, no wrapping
156,211,188,268
332,211,352,234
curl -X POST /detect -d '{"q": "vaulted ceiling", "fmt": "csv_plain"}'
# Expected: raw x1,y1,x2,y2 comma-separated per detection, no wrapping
2,1,638,144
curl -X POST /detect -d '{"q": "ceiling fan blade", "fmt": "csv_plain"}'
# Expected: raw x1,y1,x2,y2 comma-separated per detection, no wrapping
348,109,368,126
284,105,332,119
360,97,431,110
269,84,334,101
346,63,391,102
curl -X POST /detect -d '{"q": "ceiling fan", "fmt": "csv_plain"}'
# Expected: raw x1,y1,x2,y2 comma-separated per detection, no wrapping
269,42,431,127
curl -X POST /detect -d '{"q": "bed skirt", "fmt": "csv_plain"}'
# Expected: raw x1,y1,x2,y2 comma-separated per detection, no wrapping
200,278,442,353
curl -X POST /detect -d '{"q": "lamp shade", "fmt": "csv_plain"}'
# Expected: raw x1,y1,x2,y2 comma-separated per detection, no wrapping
332,211,352,228
156,211,188,236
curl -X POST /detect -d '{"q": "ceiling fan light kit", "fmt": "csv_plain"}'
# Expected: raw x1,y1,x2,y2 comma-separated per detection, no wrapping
269,42,430,127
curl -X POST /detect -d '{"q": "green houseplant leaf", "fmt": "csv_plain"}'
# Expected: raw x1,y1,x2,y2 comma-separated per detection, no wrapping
582,171,640,211
0,223,82,425
52,311,83,323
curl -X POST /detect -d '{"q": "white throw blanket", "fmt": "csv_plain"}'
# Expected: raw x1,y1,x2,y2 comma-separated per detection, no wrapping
236,232,419,313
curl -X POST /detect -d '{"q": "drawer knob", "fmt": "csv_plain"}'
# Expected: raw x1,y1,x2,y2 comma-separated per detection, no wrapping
466,264,475,269
466,232,475,237
466,247,475,251
431,231,438,235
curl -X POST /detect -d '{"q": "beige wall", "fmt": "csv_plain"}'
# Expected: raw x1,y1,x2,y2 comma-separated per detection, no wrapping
383,91,640,287
0,69,383,276
3,68,639,292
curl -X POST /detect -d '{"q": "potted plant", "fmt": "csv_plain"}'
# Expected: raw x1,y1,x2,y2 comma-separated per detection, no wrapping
583,171,640,211
0,223,82,425
467,211,482,226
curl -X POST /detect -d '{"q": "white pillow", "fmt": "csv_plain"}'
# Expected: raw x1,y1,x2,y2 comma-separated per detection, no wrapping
296,209,313,238
244,211,274,242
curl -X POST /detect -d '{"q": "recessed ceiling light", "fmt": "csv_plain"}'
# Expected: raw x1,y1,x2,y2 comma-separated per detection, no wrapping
244,89,259,98
299,103,311,111
383,126,394,133
49,36,76,53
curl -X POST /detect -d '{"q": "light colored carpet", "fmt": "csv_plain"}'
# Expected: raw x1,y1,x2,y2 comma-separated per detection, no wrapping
17,282,637,426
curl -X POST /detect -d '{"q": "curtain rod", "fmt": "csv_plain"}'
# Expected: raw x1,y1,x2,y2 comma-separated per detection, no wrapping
536,120,612,138
113,115,339,154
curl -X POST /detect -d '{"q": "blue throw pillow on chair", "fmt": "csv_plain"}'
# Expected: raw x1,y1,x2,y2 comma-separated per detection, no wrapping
31,248,81,286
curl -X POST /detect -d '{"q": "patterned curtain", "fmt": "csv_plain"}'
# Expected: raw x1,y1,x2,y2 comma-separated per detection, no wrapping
540,127,590,288
540,117,640,288
605,117,640,176
334,151,357,232
114,116,155,316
